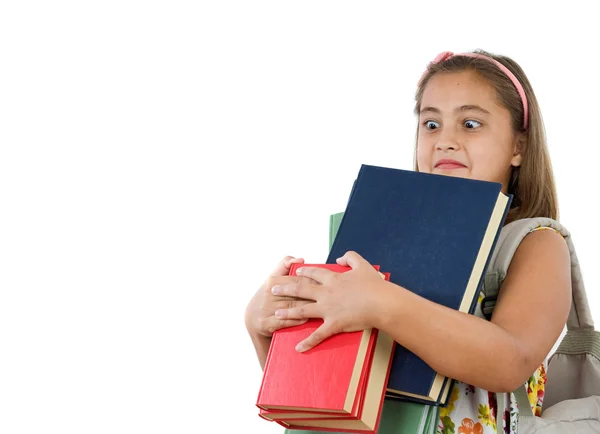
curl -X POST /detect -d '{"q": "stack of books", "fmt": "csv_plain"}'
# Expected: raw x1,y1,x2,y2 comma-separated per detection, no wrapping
255,164,512,433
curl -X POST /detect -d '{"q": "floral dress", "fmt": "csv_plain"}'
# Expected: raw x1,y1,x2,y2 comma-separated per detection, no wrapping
438,227,562,434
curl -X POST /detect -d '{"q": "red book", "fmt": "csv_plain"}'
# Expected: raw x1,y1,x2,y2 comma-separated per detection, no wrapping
276,329,395,433
256,264,396,433
258,334,375,421
256,264,376,416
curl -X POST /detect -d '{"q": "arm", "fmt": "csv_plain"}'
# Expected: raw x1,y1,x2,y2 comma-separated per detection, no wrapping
371,228,571,392
246,326,271,370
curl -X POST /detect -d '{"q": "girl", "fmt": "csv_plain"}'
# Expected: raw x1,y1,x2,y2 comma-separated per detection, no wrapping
244,49,572,434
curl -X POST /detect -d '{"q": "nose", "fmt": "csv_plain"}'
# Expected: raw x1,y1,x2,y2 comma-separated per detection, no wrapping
436,127,461,151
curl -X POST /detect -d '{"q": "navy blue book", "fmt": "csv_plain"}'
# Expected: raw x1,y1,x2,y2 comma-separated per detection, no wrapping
327,164,512,405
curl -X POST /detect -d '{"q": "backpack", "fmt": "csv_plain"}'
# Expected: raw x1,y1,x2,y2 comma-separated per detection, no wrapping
481,217,600,433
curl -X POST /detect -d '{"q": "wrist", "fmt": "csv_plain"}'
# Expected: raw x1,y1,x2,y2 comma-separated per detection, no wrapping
247,324,273,371
369,280,406,331
245,315,272,342
246,320,269,341
250,329,272,345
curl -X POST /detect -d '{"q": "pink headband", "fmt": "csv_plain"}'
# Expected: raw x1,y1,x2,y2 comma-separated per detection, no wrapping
421,51,529,130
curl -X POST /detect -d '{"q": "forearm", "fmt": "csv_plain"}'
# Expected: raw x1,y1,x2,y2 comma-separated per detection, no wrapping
372,281,529,393
248,329,271,370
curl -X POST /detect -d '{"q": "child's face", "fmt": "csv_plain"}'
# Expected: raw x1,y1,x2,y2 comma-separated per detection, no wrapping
416,70,522,192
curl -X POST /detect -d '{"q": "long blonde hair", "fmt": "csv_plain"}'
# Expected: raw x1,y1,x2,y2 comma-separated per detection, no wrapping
414,49,558,224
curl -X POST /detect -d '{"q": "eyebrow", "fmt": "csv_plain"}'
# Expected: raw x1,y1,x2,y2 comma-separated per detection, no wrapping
419,105,491,116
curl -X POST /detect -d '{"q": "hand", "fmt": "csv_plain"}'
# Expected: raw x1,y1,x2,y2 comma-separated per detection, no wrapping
271,251,387,352
244,256,317,339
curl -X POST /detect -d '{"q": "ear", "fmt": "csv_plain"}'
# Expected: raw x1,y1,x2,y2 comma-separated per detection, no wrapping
511,133,526,167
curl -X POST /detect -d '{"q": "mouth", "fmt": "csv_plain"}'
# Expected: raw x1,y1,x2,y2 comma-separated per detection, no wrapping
434,159,467,169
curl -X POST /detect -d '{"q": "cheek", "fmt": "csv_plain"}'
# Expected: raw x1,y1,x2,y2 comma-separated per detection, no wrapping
416,139,432,171
469,145,511,181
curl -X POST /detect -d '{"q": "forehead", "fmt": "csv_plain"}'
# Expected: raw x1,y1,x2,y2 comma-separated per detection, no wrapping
420,70,501,112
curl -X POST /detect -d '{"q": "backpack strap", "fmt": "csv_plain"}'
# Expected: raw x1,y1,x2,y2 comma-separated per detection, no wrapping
481,217,594,331
484,218,596,431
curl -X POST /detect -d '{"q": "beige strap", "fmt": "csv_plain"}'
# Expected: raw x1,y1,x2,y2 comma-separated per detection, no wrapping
496,394,505,434
514,384,535,418
484,217,594,330
554,328,600,355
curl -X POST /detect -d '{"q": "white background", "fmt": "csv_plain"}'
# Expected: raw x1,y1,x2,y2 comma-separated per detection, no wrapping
0,1,598,433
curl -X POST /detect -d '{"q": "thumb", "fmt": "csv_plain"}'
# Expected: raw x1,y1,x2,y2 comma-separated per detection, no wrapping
271,256,305,276
335,250,365,269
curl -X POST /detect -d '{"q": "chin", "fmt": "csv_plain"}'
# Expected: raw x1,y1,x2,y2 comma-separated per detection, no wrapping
432,168,470,178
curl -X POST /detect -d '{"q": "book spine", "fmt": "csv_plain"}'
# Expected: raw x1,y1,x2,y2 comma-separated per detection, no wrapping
468,193,514,315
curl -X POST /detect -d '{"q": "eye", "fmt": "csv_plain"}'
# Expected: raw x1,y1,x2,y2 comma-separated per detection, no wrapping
424,120,440,130
464,120,481,129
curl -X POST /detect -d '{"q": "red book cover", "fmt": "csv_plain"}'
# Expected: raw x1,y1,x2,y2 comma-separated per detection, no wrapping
256,264,380,415
275,329,396,433
258,330,376,421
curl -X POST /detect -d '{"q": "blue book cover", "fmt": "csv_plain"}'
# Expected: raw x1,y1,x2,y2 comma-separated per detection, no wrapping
327,164,512,404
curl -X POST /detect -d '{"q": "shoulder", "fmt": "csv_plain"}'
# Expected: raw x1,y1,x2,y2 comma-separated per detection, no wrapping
528,225,567,241
498,218,570,272
492,219,571,337
501,219,571,290
512,224,569,268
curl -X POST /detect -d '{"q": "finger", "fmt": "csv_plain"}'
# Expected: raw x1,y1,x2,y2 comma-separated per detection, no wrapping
263,317,309,335
295,265,331,283
267,276,320,301
275,302,320,320
295,322,336,352
271,256,305,277
273,298,315,309
271,281,318,300
336,250,366,269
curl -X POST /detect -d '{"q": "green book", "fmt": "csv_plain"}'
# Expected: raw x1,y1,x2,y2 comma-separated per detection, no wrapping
424,405,440,433
329,212,344,252
281,398,437,434
378,399,434,433
397,400,438,433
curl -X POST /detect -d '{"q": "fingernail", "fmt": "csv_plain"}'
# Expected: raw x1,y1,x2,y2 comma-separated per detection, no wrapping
275,310,283,318
295,343,306,352
296,267,303,275
271,285,281,295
